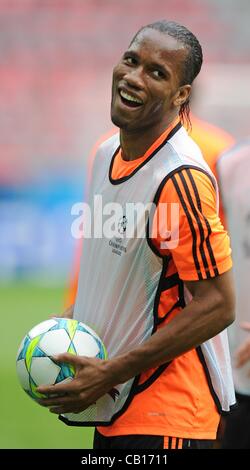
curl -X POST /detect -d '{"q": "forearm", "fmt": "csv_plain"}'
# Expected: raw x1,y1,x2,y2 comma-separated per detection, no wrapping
108,293,234,385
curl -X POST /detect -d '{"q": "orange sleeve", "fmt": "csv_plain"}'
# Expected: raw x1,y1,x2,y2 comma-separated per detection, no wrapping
189,116,235,228
152,168,232,281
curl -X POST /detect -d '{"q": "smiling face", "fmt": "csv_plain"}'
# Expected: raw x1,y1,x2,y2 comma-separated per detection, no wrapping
111,28,191,134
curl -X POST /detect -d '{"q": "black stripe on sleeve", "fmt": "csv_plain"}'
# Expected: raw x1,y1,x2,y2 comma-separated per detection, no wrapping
185,168,219,277
171,174,203,280
178,171,212,279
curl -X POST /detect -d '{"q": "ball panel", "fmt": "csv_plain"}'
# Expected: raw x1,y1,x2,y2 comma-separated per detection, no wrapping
39,329,71,356
29,319,58,339
58,377,73,386
56,363,75,384
72,331,99,357
16,335,30,361
78,322,101,340
98,341,108,360
65,318,79,340
16,336,25,361
50,318,78,338
32,345,47,358
26,335,41,372
30,356,61,386
67,343,77,355
28,377,46,400
16,359,30,390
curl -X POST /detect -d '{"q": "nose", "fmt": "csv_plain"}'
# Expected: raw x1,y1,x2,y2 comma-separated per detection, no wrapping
123,66,144,90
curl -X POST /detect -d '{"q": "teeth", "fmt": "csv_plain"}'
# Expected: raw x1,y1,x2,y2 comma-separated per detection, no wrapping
120,90,143,104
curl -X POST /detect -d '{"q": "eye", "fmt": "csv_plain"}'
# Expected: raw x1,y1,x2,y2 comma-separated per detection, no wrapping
123,55,137,66
152,69,166,79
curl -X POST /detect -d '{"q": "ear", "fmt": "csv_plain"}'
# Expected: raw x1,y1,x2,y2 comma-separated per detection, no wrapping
173,84,191,107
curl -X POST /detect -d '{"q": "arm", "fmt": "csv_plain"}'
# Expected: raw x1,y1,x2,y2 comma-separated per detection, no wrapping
37,269,235,414
111,269,235,382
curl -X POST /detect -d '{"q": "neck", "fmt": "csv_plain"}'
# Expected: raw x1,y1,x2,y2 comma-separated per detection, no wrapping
120,115,178,161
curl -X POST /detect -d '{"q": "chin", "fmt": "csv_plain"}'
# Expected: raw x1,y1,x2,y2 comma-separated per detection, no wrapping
111,111,128,130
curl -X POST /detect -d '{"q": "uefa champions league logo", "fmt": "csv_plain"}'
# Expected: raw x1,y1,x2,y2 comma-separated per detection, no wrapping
118,215,128,235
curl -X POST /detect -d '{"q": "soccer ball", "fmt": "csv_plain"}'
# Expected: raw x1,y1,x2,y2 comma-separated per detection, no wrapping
16,317,107,402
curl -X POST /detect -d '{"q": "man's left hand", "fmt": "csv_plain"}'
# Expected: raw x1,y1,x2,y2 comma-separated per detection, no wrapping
37,353,116,414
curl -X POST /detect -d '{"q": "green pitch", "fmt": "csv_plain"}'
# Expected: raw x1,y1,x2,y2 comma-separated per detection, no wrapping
0,282,94,449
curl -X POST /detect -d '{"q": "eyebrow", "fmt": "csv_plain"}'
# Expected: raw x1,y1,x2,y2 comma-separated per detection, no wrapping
122,50,139,59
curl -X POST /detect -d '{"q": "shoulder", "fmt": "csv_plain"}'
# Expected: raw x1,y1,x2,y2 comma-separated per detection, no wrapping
158,167,216,212
167,126,215,178
90,133,120,177
86,130,119,187
97,133,120,158
157,126,217,205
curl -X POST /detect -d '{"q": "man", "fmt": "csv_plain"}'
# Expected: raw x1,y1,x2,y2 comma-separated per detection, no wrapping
216,140,250,449
38,20,236,450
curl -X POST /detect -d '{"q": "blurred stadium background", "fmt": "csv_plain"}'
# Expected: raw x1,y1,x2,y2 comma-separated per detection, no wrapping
1,0,249,449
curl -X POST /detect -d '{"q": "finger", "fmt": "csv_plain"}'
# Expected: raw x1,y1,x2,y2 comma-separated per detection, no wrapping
49,403,91,415
37,379,78,395
50,407,65,414
38,395,73,407
49,406,77,414
52,352,81,365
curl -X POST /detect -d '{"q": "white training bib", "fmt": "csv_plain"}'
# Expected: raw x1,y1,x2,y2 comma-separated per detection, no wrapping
60,124,235,426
